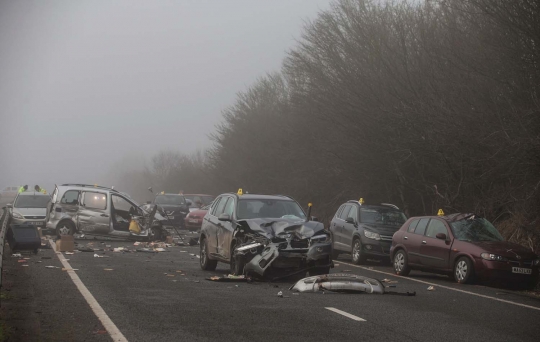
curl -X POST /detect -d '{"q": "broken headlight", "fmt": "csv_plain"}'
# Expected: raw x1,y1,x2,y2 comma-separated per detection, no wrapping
480,253,508,262
236,242,263,252
363,230,381,241
12,212,24,219
309,234,330,245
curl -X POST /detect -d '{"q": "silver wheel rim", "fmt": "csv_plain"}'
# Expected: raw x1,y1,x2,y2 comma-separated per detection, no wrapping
456,260,468,281
395,253,404,272
352,241,361,261
200,242,206,265
58,225,70,236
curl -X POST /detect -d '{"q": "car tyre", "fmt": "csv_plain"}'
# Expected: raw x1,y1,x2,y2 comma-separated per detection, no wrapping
351,238,366,265
56,221,75,238
454,257,474,284
393,249,411,276
200,237,217,271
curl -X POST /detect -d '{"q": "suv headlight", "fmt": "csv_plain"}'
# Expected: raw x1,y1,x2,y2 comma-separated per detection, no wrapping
364,230,381,240
481,253,508,262
310,234,330,245
12,212,24,219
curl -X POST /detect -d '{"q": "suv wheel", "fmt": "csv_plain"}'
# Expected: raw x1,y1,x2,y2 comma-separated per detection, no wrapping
56,221,75,238
351,238,366,265
200,237,217,271
393,249,411,276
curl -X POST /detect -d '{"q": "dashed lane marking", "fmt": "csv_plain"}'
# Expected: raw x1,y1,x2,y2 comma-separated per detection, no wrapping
49,239,128,342
325,307,366,321
338,261,540,312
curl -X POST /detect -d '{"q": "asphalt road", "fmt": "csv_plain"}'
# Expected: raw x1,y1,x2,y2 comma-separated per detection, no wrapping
5,233,539,342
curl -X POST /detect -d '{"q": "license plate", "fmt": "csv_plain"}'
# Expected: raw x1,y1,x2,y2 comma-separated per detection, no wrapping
167,216,174,219
188,219,198,223
512,267,532,275
28,221,43,226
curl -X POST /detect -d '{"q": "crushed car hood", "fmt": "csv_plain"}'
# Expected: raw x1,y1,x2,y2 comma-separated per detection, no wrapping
466,241,537,259
238,218,325,240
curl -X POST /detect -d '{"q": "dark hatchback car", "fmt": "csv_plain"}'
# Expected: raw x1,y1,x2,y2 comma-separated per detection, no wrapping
391,213,540,288
199,192,332,279
152,193,192,228
330,201,407,264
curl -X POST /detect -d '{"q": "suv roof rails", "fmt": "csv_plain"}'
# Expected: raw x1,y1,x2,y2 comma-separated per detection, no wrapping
60,184,119,193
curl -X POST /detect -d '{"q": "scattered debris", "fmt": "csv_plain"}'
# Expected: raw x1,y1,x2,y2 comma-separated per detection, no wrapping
62,268,79,271
113,247,125,252
64,252,74,255
45,266,60,269
154,248,167,252
17,260,27,263
133,242,141,246
382,279,398,284
11,253,22,258
277,291,283,298
206,274,249,282
427,286,435,291
78,247,94,252
104,269,114,271
22,264,29,267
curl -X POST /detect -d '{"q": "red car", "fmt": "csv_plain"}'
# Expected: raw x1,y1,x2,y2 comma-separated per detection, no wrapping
184,204,210,232
183,194,215,212
390,213,539,288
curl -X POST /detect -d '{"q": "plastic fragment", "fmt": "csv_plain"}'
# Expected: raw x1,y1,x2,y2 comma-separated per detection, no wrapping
11,253,22,257
104,268,114,271
277,291,283,297
427,286,435,291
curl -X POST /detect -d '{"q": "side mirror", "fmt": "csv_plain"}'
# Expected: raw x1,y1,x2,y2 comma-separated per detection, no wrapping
218,213,231,222
310,216,319,222
345,217,355,224
6,203,13,209
436,233,447,240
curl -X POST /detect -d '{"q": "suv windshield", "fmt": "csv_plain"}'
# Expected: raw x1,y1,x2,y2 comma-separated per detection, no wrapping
154,195,186,205
237,199,306,220
15,195,50,208
450,216,504,242
360,207,407,226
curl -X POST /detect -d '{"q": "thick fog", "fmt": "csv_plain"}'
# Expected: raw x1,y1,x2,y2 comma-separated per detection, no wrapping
0,0,330,193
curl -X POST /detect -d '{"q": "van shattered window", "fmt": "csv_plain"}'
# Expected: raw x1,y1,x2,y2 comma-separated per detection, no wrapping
83,192,107,210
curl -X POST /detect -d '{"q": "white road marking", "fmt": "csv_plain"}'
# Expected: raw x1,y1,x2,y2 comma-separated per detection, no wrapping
338,261,540,312
325,307,366,321
49,239,128,342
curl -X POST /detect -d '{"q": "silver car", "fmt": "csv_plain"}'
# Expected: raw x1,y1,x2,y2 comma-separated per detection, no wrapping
46,184,167,240
6,191,51,228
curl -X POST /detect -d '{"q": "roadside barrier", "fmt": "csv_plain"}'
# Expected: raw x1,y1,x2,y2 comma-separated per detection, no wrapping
0,209,9,292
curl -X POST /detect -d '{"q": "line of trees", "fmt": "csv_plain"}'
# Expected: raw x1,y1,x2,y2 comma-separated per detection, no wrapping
117,0,540,251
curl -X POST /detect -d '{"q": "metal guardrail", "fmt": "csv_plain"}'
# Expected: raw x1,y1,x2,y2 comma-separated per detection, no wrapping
0,209,9,292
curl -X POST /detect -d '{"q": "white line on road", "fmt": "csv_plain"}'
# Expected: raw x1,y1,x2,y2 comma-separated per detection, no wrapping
49,239,128,342
338,261,540,312
325,307,366,321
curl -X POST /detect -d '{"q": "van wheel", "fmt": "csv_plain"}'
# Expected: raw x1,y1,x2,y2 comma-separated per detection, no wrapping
56,221,75,238
200,237,217,271
454,257,474,284
393,249,411,276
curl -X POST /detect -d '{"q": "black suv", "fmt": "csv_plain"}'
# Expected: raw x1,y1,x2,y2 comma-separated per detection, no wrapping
199,192,332,279
330,201,407,264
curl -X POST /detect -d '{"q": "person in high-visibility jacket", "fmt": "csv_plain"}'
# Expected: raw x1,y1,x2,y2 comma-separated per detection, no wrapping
18,185,28,193
34,185,47,194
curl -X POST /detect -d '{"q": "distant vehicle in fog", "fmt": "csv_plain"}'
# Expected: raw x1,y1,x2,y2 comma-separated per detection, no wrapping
5,191,51,229
151,193,192,229
185,204,210,231
183,194,215,212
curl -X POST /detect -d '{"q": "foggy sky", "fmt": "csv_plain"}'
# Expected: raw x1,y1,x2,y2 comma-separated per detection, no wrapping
0,0,331,192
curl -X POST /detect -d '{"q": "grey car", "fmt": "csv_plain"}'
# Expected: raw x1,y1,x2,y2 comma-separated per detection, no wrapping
46,184,167,240
5,191,51,228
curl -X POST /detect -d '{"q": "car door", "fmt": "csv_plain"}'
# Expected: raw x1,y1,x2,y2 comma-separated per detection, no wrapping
402,218,429,266
58,189,81,219
216,197,236,260
335,205,351,250
330,205,345,247
419,218,452,269
342,205,358,248
205,196,227,255
78,191,110,234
